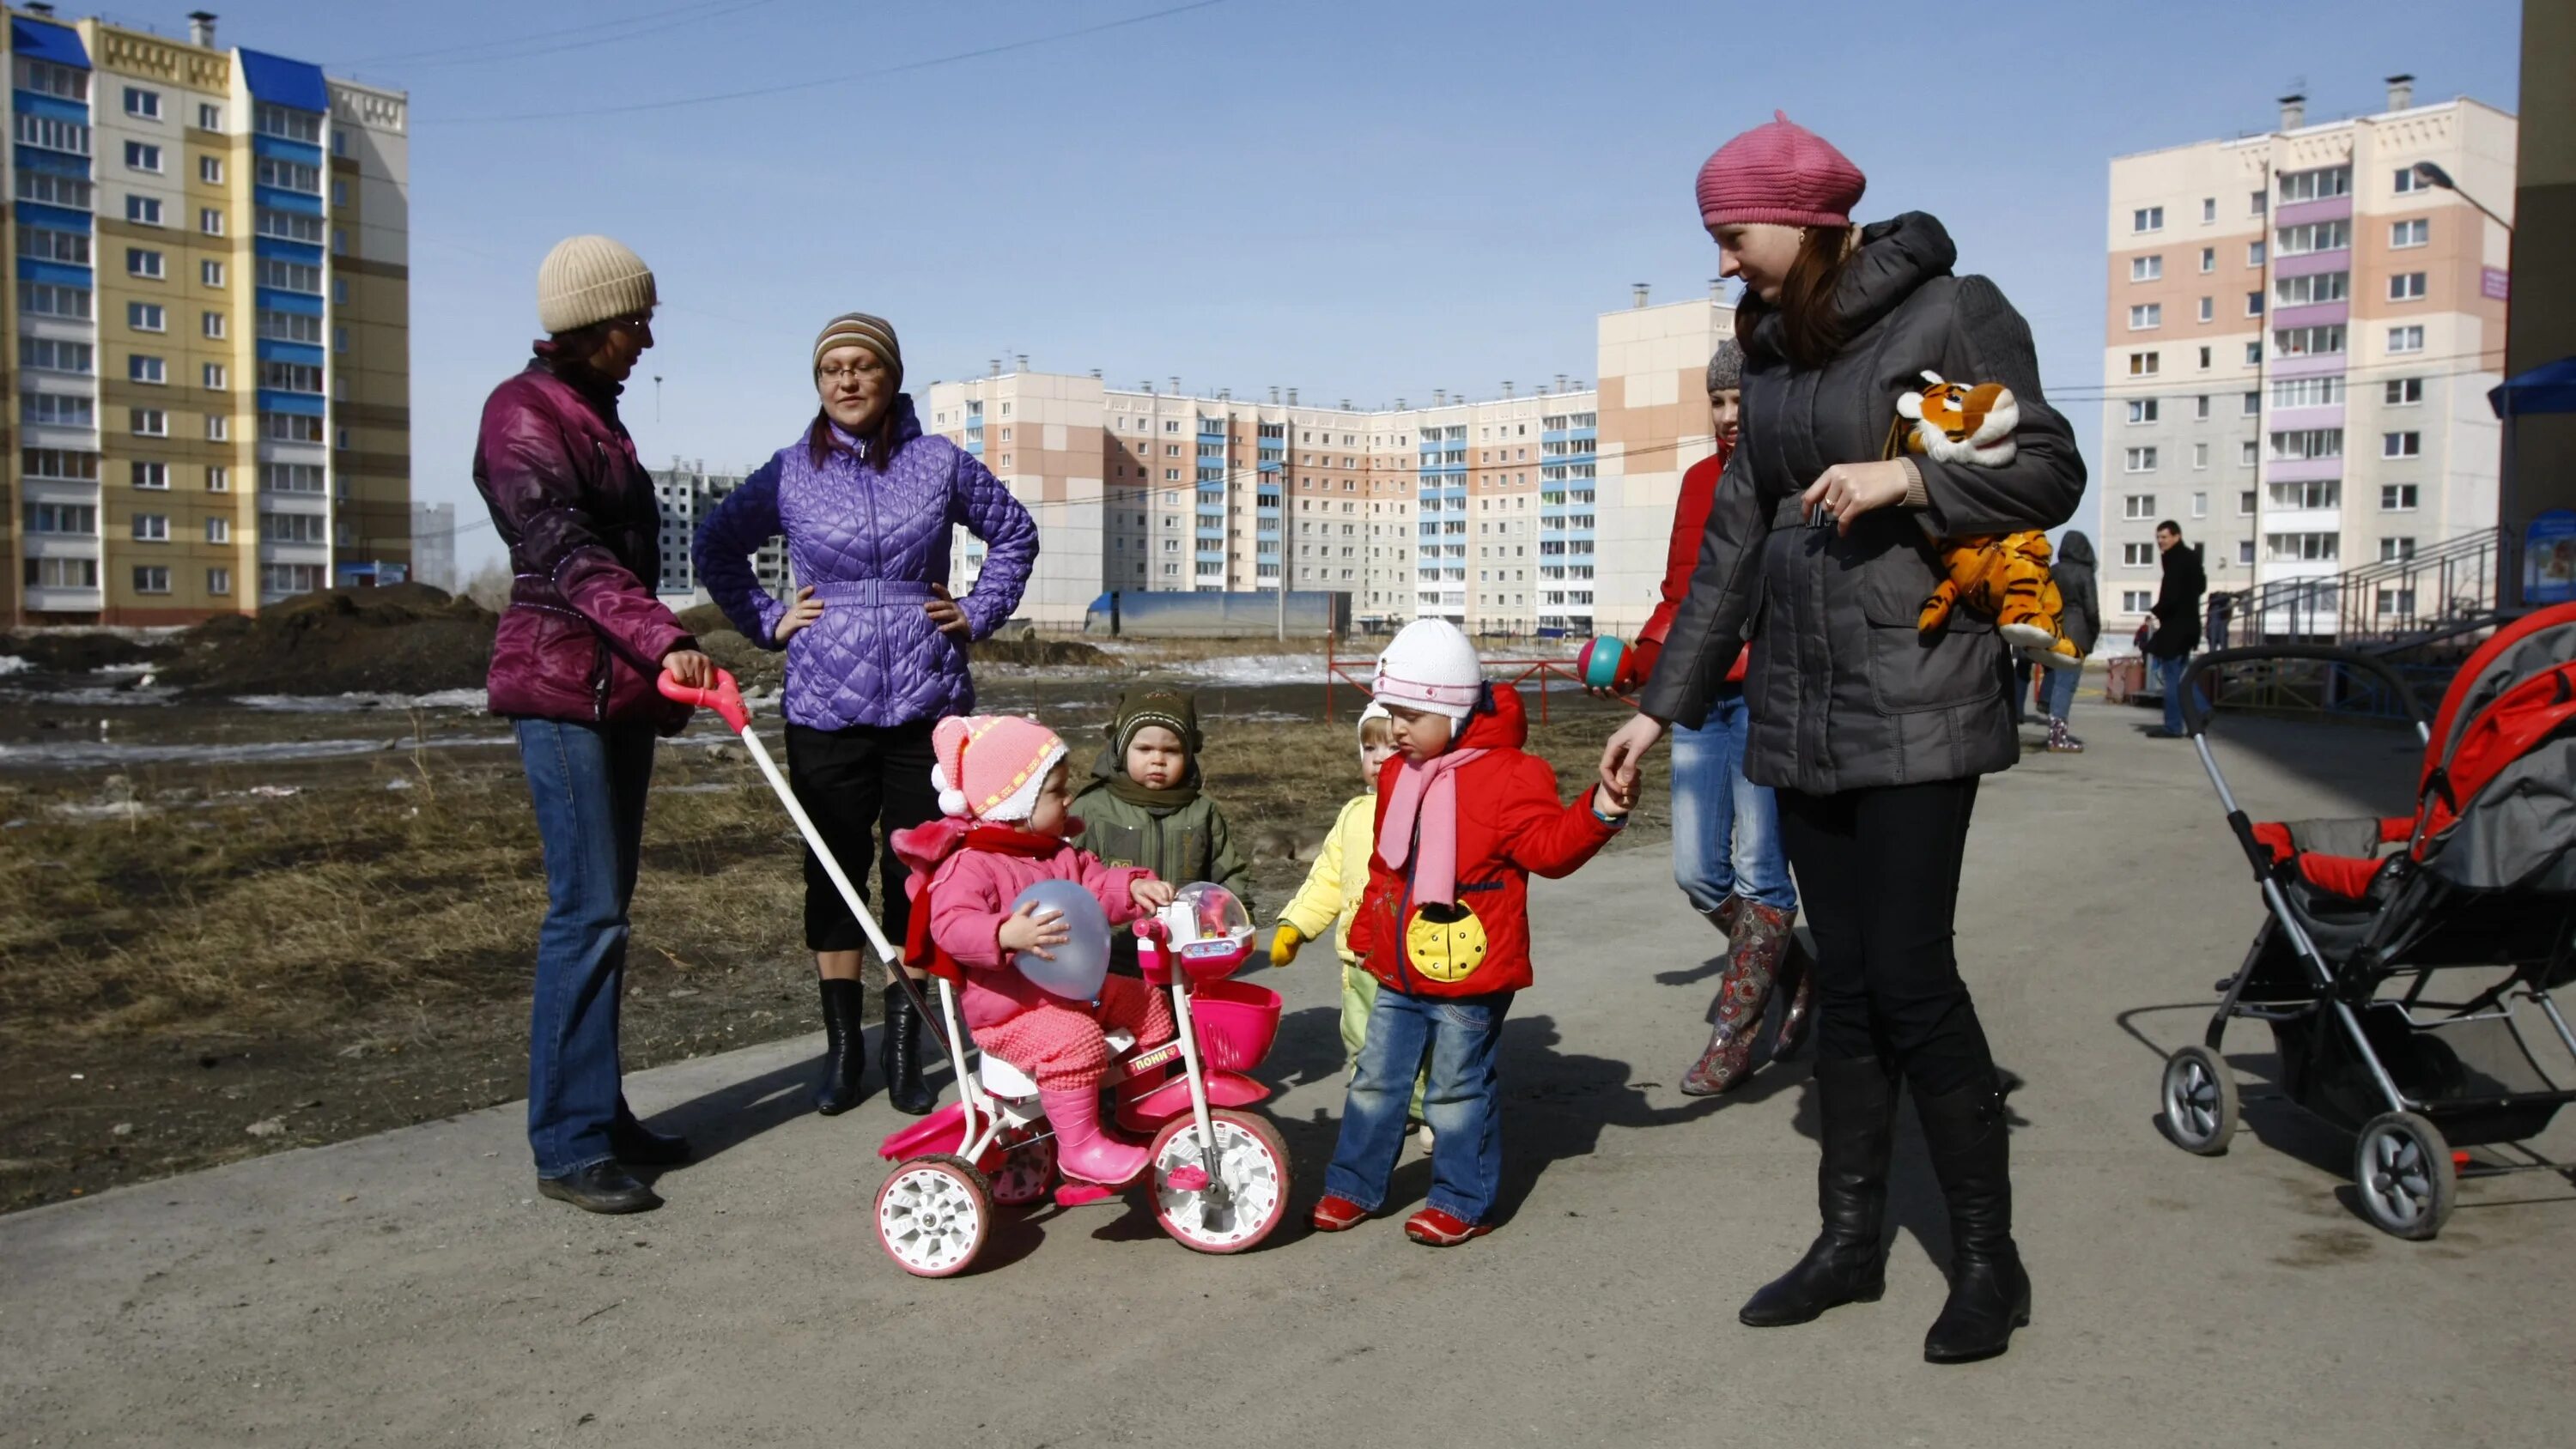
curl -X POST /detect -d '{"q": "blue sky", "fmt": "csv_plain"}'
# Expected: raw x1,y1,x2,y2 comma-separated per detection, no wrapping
202,0,2523,572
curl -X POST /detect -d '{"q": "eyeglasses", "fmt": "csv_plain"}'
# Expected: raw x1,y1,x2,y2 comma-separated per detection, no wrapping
817,361,880,384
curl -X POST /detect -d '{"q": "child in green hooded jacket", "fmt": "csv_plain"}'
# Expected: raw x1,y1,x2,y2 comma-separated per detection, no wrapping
1075,688,1255,975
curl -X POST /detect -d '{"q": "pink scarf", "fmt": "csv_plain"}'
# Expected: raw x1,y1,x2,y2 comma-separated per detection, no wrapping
1377,749,1488,906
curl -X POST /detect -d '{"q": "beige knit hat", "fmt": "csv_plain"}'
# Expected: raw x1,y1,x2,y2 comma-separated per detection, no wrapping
812,312,902,385
538,235,657,335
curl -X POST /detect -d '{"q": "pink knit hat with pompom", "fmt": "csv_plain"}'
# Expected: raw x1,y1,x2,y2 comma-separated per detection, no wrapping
930,715,1067,823
1696,111,1867,228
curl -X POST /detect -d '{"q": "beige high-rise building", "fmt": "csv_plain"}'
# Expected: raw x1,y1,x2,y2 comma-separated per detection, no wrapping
2104,81,2514,636
3,8,410,626
922,289,1733,637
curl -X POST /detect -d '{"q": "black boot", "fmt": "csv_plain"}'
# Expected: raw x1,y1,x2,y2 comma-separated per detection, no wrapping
812,978,867,1116
1916,1076,2032,1364
1739,1056,1899,1327
883,980,937,1117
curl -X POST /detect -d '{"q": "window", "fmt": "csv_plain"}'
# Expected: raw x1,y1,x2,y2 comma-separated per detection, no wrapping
128,302,167,332
2132,206,2164,233
204,362,228,391
2239,490,2258,516
2128,398,2160,424
129,355,167,385
2245,341,2264,366
2266,532,2340,561
256,209,324,245
15,56,90,100
261,512,327,544
334,279,349,306
2126,351,2160,377
2202,197,2217,223
2122,590,2154,613
2193,442,2210,470
2278,165,2352,203
2383,431,2421,458
2129,303,2162,330
2391,217,2428,249
208,465,228,492
16,227,91,265
132,513,170,543
262,464,325,494
127,248,165,280
331,179,347,208
205,415,229,441
2191,491,2208,518
254,104,323,144
2240,440,2261,466
130,566,172,594
207,566,232,595
2274,270,2348,306
332,325,349,355
24,556,100,589
124,85,162,118
2388,324,2425,354
15,113,91,156
2239,540,2257,566
15,170,93,208
263,413,325,444
18,337,94,374
2269,480,2340,509
2273,376,2348,408
21,393,95,427
17,280,91,318
2197,296,2214,323
131,409,168,436
196,102,222,130
2269,428,2343,460
2123,494,2157,519
202,311,226,340
255,157,322,194
199,207,224,236
2389,271,2427,300
257,258,322,294
21,501,98,534
2394,167,2426,194
2243,391,2261,416
2381,537,2418,561
2275,221,2348,255
2247,239,2267,266
2131,255,2163,282
199,155,224,185
2272,324,2345,357
2385,378,2423,405
205,517,230,543
125,195,166,226
2193,395,2212,420
2198,346,2213,370
2199,246,2216,274
124,140,163,173
263,564,325,595
132,461,169,489
201,259,226,288
2123,543,2155,567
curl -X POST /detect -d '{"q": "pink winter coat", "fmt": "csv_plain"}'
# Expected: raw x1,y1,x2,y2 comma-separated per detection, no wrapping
890,818,1151,1032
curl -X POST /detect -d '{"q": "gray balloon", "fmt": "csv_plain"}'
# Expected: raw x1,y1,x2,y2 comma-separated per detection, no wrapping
1009,878,1111,1002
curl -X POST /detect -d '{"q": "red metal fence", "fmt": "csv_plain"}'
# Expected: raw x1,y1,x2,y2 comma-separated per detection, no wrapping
1322,644,1632,722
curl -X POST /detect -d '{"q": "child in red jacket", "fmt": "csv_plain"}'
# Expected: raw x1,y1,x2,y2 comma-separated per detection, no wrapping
1310,620,1631,1246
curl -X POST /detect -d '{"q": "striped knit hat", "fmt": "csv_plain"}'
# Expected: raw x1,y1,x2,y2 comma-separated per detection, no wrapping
1374,619,1485,722
931,714,1066,823
813,312,902,385
538,235,656,334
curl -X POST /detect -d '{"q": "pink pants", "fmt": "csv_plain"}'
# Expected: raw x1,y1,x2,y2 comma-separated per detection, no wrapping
972,976,1176,1091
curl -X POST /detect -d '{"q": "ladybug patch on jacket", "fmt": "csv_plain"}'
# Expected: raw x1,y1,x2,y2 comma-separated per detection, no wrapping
1406,902,1490,984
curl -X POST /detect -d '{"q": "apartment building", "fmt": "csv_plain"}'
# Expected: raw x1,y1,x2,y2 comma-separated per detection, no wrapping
2104,80,2515,634
647,457,791,608
3,7,411,626
922,291,1730,635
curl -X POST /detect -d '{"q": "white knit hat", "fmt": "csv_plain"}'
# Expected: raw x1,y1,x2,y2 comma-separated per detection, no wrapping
538,234,658,334
1373,619,1484,722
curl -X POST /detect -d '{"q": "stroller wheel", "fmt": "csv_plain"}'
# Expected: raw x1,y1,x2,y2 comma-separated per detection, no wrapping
874,1155,992,1277
2160,1046,2239,1155
1150,1110,1290,1254
2354,1112,2456,1240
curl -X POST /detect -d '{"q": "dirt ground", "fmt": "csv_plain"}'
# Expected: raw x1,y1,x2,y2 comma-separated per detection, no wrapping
0,705,1656,1212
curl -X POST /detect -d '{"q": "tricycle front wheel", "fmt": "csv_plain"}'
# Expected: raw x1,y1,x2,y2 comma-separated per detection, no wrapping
1150,1110,1288,1254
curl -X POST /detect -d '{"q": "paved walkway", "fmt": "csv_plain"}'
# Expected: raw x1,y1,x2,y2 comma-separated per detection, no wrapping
6,712,2572,1447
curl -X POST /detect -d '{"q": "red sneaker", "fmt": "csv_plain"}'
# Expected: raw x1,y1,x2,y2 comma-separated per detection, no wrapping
1309,1194,1369,1232
1403,1207,1492,1246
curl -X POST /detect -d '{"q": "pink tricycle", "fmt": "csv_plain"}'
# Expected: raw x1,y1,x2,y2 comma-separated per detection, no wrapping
872,882,1291,1276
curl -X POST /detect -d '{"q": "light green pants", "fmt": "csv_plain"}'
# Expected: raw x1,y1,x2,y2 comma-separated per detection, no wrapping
1340,962,1430,1120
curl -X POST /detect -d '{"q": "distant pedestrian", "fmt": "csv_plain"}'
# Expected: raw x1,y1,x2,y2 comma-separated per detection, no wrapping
475,234,713,1215
2206,590,2236,652
2145,520,2206,738
696,313,1038,1118
2041,531,2100,752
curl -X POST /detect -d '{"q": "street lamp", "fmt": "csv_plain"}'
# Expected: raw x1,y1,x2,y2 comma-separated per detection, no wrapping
2409,161,2513,233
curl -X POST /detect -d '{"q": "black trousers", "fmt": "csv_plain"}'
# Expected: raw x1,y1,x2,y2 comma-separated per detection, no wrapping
1774,778,1995,1096
784,720,941,956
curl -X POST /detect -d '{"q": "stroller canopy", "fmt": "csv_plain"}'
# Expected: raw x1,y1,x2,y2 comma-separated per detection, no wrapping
2415,601,2576,893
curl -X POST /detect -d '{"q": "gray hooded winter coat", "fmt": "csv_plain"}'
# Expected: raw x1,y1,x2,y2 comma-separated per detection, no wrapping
1638,214,2087,795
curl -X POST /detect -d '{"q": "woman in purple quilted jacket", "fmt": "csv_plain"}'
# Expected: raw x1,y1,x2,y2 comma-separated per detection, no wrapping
696,312,1038,1118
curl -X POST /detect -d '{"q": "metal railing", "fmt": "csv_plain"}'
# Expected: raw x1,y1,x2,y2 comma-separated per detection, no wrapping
2233,525,2508,652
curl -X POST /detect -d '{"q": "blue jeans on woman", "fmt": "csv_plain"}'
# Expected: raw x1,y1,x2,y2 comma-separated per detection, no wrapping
1668,685,1796,914
514,717,659,1179
1324,985,1512,1225
2042,661,2081,723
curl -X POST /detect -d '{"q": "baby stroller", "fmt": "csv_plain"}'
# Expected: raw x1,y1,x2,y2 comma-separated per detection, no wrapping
2154,604,2576,1239
658,669,1291,1277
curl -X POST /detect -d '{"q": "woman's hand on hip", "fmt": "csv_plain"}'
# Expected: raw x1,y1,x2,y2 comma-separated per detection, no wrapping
772,585,824,644
1599,712,1668,803
925,584,971,640
661,647,715,689
1801,459,1914,535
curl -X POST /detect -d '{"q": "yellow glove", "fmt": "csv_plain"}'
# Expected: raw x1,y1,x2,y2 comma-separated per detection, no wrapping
1269,924,1304,968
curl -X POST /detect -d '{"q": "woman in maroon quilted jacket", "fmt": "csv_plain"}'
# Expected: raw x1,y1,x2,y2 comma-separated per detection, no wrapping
696,312,1038,1119
472,235,713,1216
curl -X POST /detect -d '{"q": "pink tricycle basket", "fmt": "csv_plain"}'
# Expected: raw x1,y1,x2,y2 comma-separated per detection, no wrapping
1188,979,1281,1073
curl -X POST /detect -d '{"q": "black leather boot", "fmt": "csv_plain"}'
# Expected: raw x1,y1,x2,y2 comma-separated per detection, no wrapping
812,978,867,1116
538,1161,661,1215
1739,1056,1899,1327
1916,1076,2032,1363
883,979,937,1117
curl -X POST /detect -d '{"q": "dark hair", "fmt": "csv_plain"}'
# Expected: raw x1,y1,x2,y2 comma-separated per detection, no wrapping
1734,226,1858,371
806,403,904,473
2156,518,2182,535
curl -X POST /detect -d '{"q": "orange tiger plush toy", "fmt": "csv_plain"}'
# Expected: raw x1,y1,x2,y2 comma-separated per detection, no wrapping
1894,371,2082,672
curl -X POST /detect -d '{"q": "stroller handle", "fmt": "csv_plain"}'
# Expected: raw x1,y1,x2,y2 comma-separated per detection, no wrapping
657,667,750,733
2176,645,2431,739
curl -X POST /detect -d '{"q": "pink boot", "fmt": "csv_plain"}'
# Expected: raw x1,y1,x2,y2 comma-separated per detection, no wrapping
1039,1086,1152,1188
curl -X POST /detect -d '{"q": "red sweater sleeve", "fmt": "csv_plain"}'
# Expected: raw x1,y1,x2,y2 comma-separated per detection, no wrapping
1623,442,1741,689
1495,755,1622,879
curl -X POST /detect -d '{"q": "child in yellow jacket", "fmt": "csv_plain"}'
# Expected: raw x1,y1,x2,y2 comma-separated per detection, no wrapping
1270,705,1429,1126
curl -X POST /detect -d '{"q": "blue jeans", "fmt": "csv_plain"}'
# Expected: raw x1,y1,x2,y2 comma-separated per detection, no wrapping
514,717,659,1179
1325,985,1511,1224
2043,661,2081,724
1668,687,1796,913
2157,654,2191,735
